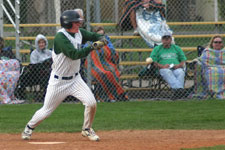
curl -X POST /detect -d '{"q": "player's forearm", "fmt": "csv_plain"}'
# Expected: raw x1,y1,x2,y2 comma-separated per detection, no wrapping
80,28,102,43
54,45,92,60
66,47,92,60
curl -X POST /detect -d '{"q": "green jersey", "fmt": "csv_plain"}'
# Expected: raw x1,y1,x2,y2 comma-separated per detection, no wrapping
54,28,102,60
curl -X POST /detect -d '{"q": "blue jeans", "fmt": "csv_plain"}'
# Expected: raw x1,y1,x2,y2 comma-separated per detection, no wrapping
159,68,185,89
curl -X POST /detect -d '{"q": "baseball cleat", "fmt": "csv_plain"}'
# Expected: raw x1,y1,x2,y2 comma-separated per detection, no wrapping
21,125,33,140
81,128,100,141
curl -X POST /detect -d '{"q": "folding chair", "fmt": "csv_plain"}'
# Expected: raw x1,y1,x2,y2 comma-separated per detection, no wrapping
16,58,52,102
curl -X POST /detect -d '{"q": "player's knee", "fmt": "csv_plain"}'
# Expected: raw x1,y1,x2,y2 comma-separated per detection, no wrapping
89,100,97,108
85,98,96,107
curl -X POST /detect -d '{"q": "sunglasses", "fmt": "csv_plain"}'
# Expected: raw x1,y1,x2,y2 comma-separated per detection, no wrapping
213,41,223,44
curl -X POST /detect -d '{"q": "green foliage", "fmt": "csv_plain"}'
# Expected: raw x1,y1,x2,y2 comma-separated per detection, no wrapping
1,100,225,133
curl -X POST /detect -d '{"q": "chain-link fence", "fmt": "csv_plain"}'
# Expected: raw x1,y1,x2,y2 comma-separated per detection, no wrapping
0,0,225,104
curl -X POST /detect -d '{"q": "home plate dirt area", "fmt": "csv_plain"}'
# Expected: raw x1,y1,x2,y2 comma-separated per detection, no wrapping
1,130,225,150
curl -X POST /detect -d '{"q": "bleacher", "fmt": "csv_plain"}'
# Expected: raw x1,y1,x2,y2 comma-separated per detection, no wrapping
5,21,225,98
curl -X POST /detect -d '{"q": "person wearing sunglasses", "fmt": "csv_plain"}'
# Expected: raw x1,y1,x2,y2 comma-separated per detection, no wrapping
193,35,225,99
150,32,187,99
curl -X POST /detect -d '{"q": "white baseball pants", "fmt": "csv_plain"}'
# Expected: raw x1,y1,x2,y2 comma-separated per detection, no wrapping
27,73,97,130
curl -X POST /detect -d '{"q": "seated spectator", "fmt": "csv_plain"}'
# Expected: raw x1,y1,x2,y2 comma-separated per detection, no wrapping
0,37,24,104
30,34,52,64
74,8,85,28
16,34,52,101
84,26,128,102
118,0,172,48
191,35,225,99
150,32,187,99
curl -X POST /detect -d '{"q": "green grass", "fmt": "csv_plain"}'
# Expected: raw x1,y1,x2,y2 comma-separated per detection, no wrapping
1,100,225,133
181,145,225,150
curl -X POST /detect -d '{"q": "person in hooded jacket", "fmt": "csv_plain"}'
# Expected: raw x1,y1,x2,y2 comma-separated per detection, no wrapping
30,34,52,64
16,34,52,101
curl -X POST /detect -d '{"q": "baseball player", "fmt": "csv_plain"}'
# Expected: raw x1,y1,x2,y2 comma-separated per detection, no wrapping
21,10,107,141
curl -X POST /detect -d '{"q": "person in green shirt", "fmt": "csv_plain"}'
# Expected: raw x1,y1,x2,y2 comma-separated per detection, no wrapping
150,32,187,98
22,10,106,141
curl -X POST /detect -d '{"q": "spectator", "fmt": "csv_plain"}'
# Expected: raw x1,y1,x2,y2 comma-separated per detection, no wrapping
30,34,52,64
92,26,120,75
192,35,225,99
150,32,187,99
85,26,128,102
74,8,85,28
118,0,171,48
74,8,84,20
16,34,52,101
0,37,24,104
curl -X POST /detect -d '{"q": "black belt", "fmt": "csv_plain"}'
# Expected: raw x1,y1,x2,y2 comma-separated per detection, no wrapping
54,73,78,80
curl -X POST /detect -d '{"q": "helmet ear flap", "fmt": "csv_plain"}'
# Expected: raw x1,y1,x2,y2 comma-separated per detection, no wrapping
67,22,73,29
60,17,73,29
63,22,73,29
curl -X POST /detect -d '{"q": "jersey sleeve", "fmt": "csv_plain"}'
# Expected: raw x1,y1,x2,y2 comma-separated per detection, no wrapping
80,28,103,43
53,32,92,60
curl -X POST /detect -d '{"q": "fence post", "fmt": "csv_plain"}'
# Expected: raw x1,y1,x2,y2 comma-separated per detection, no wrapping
15,0,20,60
114,0,118,23
214,0,220,33
54,0,61,31
86,0,92,88
214,0,218,22
0,0,3,37
162,0,167,19
94,0,101,23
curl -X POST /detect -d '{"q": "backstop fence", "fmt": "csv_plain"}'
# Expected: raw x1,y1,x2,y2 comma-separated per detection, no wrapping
0,0,225,103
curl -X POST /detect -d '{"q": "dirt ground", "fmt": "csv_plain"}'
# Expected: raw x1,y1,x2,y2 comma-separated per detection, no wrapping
1,130,225,150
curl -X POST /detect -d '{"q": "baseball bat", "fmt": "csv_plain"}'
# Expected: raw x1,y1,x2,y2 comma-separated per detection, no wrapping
93,41,104,48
